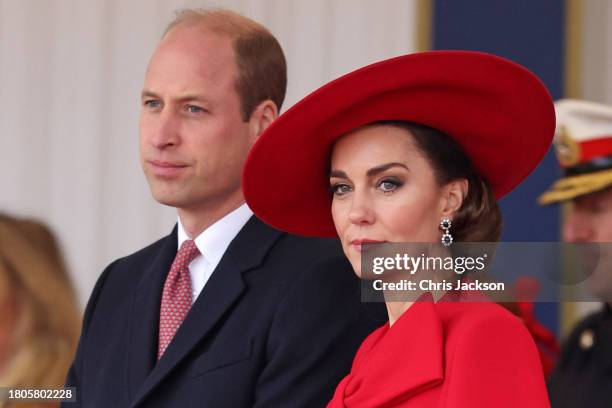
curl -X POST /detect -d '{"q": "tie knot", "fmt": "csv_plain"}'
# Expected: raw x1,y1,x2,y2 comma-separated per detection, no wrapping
176,239,200,266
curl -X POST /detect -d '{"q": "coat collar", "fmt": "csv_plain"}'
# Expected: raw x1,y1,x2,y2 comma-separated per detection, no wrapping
127,216,282,407
336,295,444,407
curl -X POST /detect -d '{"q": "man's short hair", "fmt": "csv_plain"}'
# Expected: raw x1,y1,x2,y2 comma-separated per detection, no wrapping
165,9,287,121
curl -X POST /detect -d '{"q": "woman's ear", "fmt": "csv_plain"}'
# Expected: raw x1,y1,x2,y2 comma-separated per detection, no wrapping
249,100,278,139
440,178,468,218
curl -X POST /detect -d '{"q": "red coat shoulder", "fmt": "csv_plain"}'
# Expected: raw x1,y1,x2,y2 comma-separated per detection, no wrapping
436,301,549,407
328,300,550,407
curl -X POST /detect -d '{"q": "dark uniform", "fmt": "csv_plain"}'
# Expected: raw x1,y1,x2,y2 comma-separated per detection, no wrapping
539,99,612,407
548,305,612,407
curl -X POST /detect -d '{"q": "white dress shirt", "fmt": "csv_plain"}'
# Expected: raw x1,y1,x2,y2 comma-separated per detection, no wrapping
177,203,253,303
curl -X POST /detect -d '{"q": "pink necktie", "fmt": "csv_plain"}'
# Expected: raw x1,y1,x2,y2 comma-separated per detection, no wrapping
158,239,200,359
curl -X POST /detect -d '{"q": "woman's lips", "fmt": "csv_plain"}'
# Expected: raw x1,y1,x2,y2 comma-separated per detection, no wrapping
350,239,387,253
148,160,188,177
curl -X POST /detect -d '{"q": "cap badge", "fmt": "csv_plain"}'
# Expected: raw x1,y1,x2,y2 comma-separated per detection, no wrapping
555,125,581,167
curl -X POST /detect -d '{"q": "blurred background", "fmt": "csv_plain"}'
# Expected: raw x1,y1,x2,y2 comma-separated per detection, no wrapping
0,0,605,343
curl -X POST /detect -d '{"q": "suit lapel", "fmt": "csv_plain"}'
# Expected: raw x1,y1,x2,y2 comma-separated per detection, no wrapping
129,217,282,408
127,227,178,400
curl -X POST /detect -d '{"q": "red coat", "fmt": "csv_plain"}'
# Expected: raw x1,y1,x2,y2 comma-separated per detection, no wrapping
328,295,550,407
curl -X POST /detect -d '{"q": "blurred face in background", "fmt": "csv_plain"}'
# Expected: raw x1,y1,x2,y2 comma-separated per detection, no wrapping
564,187,612,242
139,25,257,213
329,125,465,276
564,187,612,301
0,268,19,372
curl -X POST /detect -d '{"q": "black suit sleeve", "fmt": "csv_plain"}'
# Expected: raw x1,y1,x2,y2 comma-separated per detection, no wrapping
253,256,382,408
62,260,117,407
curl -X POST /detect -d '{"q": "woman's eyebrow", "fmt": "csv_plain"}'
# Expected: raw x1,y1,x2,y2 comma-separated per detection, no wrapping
330,163,409,178
366,162,409,177
329,170,348,178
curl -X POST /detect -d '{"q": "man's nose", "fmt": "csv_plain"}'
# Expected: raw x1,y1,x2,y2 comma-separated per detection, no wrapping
149,110,180,149
563,209,594,242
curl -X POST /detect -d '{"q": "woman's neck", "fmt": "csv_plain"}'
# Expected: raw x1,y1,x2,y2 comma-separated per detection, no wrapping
385,301,414,326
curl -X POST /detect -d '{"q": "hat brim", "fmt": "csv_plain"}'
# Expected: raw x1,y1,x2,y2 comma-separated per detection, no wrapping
243,51,555,237
538,168,612,204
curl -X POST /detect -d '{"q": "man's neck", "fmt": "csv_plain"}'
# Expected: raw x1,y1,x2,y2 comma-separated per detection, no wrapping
178,197,245,238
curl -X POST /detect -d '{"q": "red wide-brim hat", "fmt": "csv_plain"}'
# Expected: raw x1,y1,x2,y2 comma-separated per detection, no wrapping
243,51,555,237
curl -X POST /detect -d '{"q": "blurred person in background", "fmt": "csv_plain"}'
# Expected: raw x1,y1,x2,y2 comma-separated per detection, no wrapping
539,99,612,407
0,213,81,408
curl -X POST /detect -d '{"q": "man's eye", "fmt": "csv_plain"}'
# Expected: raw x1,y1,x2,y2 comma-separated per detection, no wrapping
143,100,161,109
186,105,205,113
331,184,351,196
589,203,604,214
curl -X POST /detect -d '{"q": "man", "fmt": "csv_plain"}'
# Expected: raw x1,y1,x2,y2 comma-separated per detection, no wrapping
539,99,612,407
64,9,382,407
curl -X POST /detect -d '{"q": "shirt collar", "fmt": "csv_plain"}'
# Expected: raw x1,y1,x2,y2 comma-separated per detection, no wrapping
177,203,253,267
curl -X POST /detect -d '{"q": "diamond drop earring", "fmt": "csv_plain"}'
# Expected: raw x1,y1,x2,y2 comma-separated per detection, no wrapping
440,218,453,247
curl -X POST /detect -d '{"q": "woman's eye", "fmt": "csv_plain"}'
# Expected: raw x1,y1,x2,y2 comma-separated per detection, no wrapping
378,179,402,192
331,183,351,196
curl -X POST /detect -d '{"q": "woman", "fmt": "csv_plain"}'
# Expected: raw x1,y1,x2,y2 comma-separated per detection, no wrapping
0,213,81,408
243,51,554,407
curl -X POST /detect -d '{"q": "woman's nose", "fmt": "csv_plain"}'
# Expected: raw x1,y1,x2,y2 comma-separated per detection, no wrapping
347,193,375,226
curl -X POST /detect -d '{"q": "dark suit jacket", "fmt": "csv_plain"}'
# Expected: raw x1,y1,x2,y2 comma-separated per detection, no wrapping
63,216,384,407
548,304,612,408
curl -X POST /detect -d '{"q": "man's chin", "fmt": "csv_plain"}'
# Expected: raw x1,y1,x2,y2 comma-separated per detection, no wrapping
154,198,183,208
587,278,612,302
149,188,187,208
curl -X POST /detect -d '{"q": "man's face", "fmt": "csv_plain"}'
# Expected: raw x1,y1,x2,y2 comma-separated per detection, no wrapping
140,26,256,212
564,187,612,300
564,187,612,242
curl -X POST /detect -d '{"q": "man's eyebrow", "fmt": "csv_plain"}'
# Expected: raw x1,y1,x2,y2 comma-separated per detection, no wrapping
140,90,212,105
141,89,159,99
175,94,212,104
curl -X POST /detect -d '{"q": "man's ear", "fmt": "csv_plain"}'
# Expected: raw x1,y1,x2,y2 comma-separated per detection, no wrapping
248,100,278,138
440,178,468,219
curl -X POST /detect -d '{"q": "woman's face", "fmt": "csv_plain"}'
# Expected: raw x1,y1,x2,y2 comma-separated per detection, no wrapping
330,125,464,276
